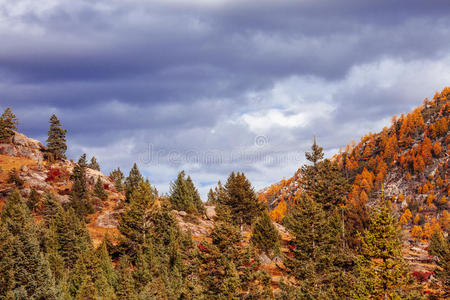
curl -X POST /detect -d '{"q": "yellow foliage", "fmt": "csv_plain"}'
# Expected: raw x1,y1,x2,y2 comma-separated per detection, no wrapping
411,225,423,240
413,214,421,225
269,199,287,223
426,194,435,207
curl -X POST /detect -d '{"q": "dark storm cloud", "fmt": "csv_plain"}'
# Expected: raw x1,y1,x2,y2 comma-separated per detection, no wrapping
1,0,450,195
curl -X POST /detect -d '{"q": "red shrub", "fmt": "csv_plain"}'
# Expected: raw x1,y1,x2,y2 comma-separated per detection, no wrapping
45,168,62,182
411,271,432,282
103,184,110,190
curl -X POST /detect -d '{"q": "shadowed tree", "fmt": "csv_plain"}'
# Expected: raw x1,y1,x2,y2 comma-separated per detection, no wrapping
46,114,67,160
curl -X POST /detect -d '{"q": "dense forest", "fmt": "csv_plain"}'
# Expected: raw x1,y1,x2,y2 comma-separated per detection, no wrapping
0,88,448,299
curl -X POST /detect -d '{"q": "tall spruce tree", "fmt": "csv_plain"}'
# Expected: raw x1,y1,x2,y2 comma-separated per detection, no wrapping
94,176,108,201
27,188,40,212
119,180,156,253
125,163,143,201
282,196,353,299
251,210,280,255
110,168,125,192
215,172,263,225
88,156,101,171
428,231,449,296
0,190,57,299
70,154,93,218
169,171,204,214
302,139,349,211
46,114,67,160
0,107,18,142
354,202,409,299
198,215,272,299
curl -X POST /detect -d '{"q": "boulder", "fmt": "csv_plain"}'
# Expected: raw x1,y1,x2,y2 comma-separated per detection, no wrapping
259,253,272,265
205,206,216,220
178,211,187,217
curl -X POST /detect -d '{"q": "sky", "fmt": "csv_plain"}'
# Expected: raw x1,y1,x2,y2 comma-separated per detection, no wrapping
1,0,450,198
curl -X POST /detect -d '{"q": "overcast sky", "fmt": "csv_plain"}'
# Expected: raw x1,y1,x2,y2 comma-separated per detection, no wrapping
1,0,450,198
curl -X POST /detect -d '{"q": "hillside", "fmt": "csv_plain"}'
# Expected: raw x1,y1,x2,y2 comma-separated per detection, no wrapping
0,130,293,292
261,87,449,293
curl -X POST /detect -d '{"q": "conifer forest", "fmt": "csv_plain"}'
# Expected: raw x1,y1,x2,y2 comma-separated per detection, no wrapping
1,1,449,299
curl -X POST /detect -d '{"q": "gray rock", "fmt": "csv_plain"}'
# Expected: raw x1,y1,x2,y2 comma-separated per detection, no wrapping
259,253,272,265
205,206,216,220
178,211,187,217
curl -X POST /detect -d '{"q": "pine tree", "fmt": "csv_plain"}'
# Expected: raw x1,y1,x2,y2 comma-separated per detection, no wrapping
94,176,108,201
0,190,57,299
70,154,93,218
283,196,353,298
116,256,136,300
354,202,409,299
198,217,271,299
119,180,156,253
88,156,101,171
110,168,125,192
186,175,205,214
302,140,349,211
7,168,24,187
216,172,263,225
46,114,67,160
429,231,449,296
27,188,40,212
251,210,280,255
0,107,18,142
169,171,204,214
305,136,324,166
125,163,143,201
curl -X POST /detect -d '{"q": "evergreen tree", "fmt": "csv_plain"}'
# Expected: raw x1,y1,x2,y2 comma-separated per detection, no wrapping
46,114,67,160
282,196,353,299
70,154,93,218
186,175,205,214
251,210,280,255
88,156,101,171
429,231,449,296
302,140,349,211
95,240,118,292
0,190,57,299
68,249,115,300
7,168,24,187
169,171,204,214
42,193,91,269
116,256,136,300
110,168,125,192
94,176,108,201
0,107,18,142
354,202,409,299
27,188,40,212
125,163,143,201
119,180,156,253
198,217,272,299
215,172,263,225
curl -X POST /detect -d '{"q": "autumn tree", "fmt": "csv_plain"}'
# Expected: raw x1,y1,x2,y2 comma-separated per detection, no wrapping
46,114,67,160
0,107,18,142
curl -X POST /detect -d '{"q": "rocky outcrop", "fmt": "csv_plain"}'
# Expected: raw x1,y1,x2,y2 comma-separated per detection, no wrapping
0,132,45,162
